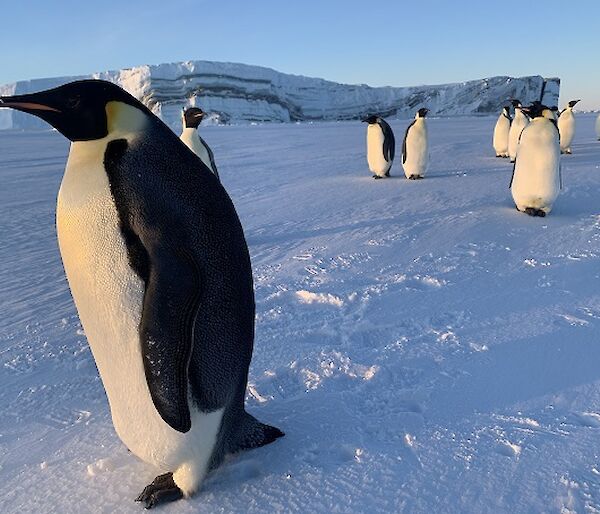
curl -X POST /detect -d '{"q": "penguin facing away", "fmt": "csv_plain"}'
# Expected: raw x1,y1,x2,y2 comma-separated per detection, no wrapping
402,108,429,179
510,102,561,217
508,99,530,162
557,99,580,154
362,114,395,178
180,107,220,179
0,80,283,509
493,105,512,157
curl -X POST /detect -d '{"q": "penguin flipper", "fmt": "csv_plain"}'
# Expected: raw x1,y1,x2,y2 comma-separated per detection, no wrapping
199,135,220,181
139,248,201,433
379,119,395,162
229,412,284,453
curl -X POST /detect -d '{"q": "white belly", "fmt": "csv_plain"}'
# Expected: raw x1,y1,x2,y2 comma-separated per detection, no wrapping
493,115,510,156
56,138,222,492
508,113,529,161
402,120,428,178
511,120,560,213
180,128,215,174
558,111,575,151
366,125,391,175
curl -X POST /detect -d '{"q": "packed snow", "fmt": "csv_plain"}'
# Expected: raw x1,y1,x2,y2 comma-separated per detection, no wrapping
1,114,600,513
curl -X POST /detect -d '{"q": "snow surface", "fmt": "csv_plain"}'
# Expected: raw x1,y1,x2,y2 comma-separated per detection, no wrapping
1,115,600,513
0,59,560,129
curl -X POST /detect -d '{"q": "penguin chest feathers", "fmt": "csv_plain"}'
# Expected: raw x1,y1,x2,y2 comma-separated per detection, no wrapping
367,124,391,175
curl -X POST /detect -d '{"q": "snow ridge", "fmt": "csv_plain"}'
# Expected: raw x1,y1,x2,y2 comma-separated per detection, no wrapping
0,60,560,130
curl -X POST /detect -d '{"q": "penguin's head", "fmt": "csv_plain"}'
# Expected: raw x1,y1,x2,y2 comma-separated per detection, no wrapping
522,103,551,119
183,107,206,129
361,115,380,124
0,79,151,142
567,99,581,108
510,99,522,108
416,108,429,118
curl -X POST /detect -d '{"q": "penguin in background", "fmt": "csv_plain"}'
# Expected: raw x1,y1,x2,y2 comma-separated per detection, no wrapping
510,102,561,217
493,105,512,157
557,99,581,154
402,108,429,180
180,107,220,179
596,112,600,141
508,99,530,162
363,115,395,178
0,80,283,509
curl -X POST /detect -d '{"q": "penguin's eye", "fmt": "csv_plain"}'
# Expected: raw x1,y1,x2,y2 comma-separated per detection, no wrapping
67,96,81,109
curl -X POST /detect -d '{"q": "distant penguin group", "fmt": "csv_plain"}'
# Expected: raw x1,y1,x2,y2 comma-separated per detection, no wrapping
363,108,429,180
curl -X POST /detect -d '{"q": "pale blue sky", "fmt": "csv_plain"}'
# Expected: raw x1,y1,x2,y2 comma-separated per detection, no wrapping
2,0,599,109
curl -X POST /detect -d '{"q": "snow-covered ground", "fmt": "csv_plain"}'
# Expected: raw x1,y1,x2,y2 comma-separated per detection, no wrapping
1,115,600,513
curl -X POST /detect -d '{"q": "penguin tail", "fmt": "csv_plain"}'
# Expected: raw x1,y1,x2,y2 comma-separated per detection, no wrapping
230,412,284,453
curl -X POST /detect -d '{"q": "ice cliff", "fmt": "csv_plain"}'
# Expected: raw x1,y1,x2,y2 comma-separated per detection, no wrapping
0,60,560,130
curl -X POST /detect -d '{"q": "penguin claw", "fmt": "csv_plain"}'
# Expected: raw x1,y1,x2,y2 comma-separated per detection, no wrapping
524,207,546,217
136,473,183,509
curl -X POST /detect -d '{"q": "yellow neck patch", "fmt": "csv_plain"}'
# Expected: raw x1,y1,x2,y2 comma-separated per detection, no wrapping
105,101,148,135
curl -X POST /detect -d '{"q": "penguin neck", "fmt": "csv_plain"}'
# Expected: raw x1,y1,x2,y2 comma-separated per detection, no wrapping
182,126,199,135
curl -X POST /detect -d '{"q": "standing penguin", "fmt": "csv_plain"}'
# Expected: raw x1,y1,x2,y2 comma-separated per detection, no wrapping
510,103,561,216
0,80,283,509
363,115,395,178
507,99,530,162
557,99,581,154
493,105,512,157
402,108,429,180
596,112,600,141
180,107,220,179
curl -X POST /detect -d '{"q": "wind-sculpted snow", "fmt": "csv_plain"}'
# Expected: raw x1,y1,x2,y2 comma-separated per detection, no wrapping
1,115,600,513
0,60,560,130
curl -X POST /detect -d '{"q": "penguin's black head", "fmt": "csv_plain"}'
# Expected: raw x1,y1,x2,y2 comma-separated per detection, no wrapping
0,79,150,142
417,108,429,118
361,115,379,124
503,105,511,112
522,103,550,119
510,99,521,108
183,107,206,128
568,99,581,108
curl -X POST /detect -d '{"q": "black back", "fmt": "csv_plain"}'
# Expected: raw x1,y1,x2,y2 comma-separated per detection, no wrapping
103,115,255,433
377,118,396,162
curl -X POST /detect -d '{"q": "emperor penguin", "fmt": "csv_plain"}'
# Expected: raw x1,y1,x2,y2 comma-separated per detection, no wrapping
362,115,395,178
180,107,220,179
507,99,530,162
596,112,600,141
493,105,512,157
0,81,283,509
402,108,429,180
557,99,581,154
510,103,561,216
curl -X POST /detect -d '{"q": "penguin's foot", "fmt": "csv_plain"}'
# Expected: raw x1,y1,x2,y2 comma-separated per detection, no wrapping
408,175,423,180
136,473,183,509
496,154,502,158
373,175,383,179
524,207,546,217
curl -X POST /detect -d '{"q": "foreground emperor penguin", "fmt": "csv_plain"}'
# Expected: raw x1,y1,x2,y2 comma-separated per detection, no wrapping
557,99,581,154
402,108,429,179
493,105,512,157
363,115,395,178
0,80,283,509
510,103,561,217
508,99,530,162
180,107,220,179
